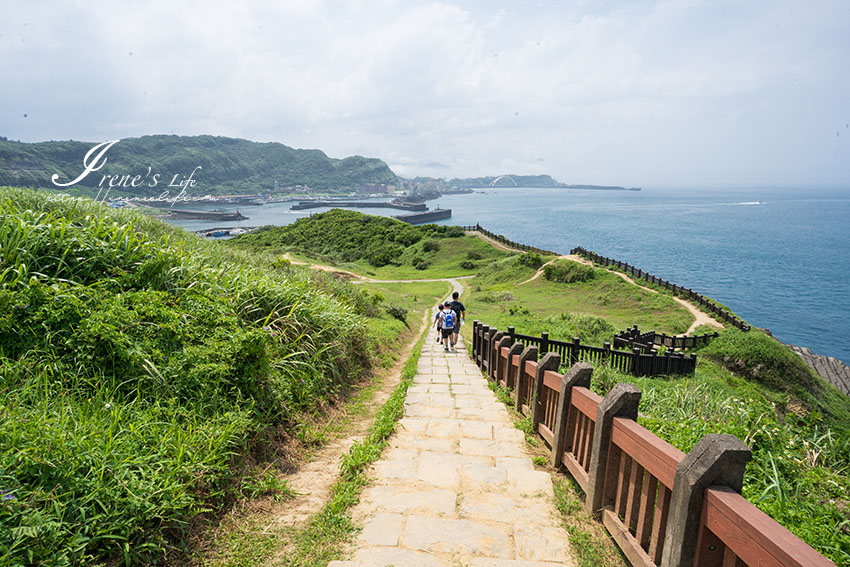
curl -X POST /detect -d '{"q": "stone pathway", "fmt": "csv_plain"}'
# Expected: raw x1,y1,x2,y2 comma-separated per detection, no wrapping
329,336,576,567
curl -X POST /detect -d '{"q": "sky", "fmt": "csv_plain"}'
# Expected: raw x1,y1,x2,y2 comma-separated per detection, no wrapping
1,0,849,187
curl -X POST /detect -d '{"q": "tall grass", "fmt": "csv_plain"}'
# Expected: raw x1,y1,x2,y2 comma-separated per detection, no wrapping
589,361,850,563
0,188,376,566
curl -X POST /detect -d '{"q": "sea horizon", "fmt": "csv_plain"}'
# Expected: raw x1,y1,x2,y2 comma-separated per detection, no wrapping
166,185,850,366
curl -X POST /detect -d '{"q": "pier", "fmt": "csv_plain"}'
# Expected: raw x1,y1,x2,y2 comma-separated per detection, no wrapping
290,200,427,211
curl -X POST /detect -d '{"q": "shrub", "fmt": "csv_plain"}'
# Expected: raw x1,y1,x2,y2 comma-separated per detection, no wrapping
467,251,483,260
422,240,440,252
544,260,595,283
459,260,476,270
700,329,823,397
518,252,544,269
386,304,408,325
414,261,429,270
0,188,373,566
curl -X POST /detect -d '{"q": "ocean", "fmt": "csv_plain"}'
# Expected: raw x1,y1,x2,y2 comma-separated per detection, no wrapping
165,186,850,364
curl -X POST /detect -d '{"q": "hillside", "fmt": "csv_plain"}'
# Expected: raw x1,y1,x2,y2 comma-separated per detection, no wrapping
233,210,850,563
0,188,421,565
0,135,398,195
229,208,515,279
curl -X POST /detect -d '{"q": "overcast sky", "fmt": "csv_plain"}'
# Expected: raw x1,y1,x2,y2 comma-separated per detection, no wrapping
1,1,848,187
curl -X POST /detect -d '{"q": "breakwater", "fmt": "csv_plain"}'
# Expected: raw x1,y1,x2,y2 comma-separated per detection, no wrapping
393,208,452,224
290,200,426,211
166,209,248,221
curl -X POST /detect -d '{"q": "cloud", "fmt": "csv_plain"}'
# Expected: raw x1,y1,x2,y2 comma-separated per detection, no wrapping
1,0,847,185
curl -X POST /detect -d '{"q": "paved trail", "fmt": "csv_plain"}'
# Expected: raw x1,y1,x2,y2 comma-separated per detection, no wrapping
329,335,576,567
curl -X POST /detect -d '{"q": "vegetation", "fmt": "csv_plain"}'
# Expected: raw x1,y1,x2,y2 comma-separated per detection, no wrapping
461,255,850,563
470,261,692,337
0,135,397,195
0,188,392,566
544,259,596,283
230,209,512,279
4,192,848,565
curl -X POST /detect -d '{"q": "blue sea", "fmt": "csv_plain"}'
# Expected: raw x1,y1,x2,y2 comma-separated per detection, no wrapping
166,186,850,364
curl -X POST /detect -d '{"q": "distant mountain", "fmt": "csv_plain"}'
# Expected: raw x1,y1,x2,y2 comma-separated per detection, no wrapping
407,174,637,191
0,135,398,195
448,174,563,188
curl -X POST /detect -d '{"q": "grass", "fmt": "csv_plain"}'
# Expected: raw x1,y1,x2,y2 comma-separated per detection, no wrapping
272,329,427,566
457,238,850,563
0,188,411,566
464,262,693,346
229,208,515,280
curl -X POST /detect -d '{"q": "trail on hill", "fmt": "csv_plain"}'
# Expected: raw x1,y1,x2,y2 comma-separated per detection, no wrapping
565,254,723,335
201,308,435,565
517,255,571,285
465,230,526,253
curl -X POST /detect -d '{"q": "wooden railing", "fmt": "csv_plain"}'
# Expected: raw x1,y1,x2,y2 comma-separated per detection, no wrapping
614,324,720,353
461,223,560,255
471,321,836,567
475,324,697,378
571,247,751,332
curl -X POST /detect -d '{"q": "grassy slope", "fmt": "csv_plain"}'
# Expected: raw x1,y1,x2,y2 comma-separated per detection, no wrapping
229,208,516,280
467,258,692,346
0,189,427,566
234,209,850,562
465,260,850,563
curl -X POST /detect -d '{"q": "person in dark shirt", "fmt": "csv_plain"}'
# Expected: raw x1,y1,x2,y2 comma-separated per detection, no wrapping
445,291,465,349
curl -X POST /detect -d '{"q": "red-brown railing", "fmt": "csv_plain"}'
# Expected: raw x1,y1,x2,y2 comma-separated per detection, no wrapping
471,320,837,567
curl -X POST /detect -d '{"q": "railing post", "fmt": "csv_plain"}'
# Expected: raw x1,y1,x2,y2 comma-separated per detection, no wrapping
480,325,491,368
472,320,480,359
585,383,642,515
660,434,752,567
515,345,538,412
507,326,515,340
631,347,641,376
490,331,505,379
551,362,593,467
540,332,550,355
571,337,581,366
532,352,561,431
495,335,513,385
505,342,524,389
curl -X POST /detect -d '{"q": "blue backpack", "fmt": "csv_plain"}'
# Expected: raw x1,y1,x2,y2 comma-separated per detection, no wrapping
443,310,455,328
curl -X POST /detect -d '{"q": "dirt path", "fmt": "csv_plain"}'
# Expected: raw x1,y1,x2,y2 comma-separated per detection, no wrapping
517,255,571,285
565,254,722,335
201,308,433,565
465,230,526,253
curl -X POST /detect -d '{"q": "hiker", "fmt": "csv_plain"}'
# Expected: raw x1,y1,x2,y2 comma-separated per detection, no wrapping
432,303,445,343
445,291,465,349
439,303,455,352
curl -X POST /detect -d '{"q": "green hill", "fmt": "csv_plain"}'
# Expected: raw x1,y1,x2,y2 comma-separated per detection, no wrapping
0,188,408,565
0,135,398,196
237,210,850,563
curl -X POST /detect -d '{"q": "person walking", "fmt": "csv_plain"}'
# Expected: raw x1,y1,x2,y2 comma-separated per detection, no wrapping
432,303,445,344
445,291,465,350
439,303,456,352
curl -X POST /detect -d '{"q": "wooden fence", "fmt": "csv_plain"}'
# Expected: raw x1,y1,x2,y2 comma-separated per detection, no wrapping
614,324,720,353
571,247,751,332
475,323,697,378
461,223,561,255
471,321,835,567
